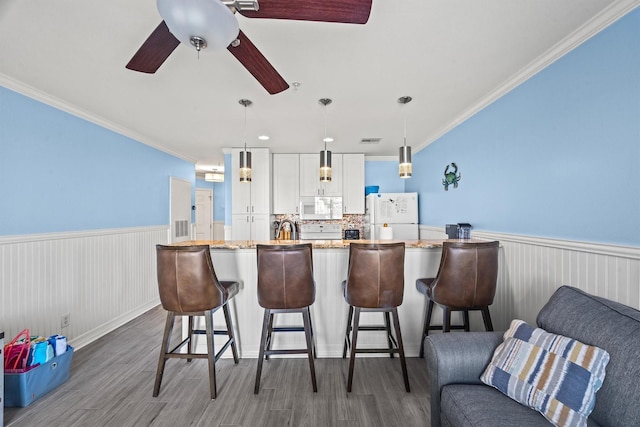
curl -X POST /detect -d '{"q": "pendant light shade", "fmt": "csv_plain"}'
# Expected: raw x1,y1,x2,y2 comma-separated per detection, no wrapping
239,149,252,182
320,147,332,182
399,145,412,178
398,96,413,179
239,99,252,183
319,98,333,182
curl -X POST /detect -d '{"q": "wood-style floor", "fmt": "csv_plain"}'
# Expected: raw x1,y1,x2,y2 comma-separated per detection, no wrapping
4,306,432,426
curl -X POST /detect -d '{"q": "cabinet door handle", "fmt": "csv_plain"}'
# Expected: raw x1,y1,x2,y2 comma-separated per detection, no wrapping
246,216,249,222
246,206,249,213
296,206,299,213
252,206,254,213
252,216,255,222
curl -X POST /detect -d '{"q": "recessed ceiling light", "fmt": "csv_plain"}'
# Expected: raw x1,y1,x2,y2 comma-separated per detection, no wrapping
258,135,270,141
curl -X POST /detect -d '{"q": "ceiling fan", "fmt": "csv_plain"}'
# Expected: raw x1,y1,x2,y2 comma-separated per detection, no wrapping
126,0,373,95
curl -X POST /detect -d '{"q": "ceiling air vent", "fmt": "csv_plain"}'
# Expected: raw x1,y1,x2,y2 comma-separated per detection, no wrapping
360,138,381,144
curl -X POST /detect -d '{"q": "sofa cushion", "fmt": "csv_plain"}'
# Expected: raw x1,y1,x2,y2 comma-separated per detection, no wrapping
481,320,610,427
536,286,640,427
441,384,554,427
441,384,603,427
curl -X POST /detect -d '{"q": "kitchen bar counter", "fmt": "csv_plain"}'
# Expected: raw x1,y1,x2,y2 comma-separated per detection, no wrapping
171,239,452,249
170,239,485,358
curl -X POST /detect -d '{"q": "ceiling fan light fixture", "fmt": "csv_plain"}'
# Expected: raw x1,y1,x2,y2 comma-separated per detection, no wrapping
398,96,413,179
156,0,240,52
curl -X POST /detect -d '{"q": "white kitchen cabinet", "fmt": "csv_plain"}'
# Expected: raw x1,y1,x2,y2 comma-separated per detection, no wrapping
272,154,300,214
342,153,365,214
231,213,271,241
299,153,342,197
231,148,271,239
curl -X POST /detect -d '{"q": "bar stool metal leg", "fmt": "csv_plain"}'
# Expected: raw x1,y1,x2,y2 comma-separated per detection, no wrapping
153,312,175,397
302,307,318,392
391,308,410,392
222,304,239,364
204,309,217,399
254,308,271,394
384,311,395,359
342,305,354,358
347,307,361,392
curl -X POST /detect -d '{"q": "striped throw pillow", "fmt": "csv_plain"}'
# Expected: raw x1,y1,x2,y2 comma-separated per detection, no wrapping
481,319,610,427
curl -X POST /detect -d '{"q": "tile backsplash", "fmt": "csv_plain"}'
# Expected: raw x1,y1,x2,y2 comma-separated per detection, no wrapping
274,214,364,239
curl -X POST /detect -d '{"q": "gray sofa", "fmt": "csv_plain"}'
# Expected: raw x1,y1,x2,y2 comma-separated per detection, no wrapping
424,285,640,427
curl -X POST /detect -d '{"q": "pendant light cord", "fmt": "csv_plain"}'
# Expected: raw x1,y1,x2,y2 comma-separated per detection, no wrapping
323,103,327,151
403,107,407,148
243,102,247,152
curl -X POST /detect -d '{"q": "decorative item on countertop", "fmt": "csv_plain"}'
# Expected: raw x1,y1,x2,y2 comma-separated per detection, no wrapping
379,223,393,240
442,162,461,190
457,223,472,239
445,223,473,239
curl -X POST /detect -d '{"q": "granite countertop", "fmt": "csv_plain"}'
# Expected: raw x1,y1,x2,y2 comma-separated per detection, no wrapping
170,239,452,249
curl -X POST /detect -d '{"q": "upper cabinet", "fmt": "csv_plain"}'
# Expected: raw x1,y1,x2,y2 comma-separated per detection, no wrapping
272,153,300,214
342,153,365,214
299,153,342,197
231,148,271,240
231,147,271,215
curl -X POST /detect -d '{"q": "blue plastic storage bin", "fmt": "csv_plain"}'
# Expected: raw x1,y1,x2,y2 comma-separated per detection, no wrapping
4,345,74,407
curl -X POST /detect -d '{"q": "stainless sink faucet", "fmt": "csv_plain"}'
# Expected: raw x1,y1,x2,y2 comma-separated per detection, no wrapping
276,219,298,240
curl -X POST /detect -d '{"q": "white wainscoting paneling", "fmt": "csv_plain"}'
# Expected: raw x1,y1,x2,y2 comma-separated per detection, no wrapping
420,225,640,331
0,226,168,349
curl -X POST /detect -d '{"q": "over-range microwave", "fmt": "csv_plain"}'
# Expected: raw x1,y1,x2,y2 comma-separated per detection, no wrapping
299,196,343,220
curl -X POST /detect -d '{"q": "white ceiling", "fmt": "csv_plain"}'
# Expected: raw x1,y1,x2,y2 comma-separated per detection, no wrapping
1,0,636,174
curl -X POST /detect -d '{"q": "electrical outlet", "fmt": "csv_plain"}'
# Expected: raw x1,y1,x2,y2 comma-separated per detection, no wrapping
61,313,71,328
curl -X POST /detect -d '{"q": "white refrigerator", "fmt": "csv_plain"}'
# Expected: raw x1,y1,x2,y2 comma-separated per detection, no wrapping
364,192,419,240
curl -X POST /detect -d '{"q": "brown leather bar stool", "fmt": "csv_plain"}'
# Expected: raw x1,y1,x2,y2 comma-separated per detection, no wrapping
254,243,317,394
416,240,499,358
342,242,410,392
154,245,239,399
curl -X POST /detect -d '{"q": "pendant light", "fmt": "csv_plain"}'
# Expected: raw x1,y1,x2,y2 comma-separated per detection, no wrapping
319,98,333,182
239,99,252,182
398,96,413,179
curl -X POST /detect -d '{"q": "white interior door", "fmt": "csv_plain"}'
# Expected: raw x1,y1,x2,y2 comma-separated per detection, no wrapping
170,177,192,243
195,188,213,241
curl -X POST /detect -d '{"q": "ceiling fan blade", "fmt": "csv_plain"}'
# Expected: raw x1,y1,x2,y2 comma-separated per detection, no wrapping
238,0,372,24
126,21,180,73
227,30,289,95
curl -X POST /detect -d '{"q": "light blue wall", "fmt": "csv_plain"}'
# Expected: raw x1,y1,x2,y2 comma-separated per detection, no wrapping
0,87,195,236
405,9,640,246
364,160,406,193
195,179,225,221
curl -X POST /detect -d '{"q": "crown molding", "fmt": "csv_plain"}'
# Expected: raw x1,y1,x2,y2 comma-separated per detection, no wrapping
0,72,197,164
414,0,640,153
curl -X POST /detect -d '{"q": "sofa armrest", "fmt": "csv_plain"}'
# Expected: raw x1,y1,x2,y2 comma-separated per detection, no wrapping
424,331,504,427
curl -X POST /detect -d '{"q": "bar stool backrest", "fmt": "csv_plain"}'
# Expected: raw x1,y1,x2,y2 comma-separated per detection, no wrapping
345,242,405,309
156,245,225,313
256,244,315,309
431,241,499,308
